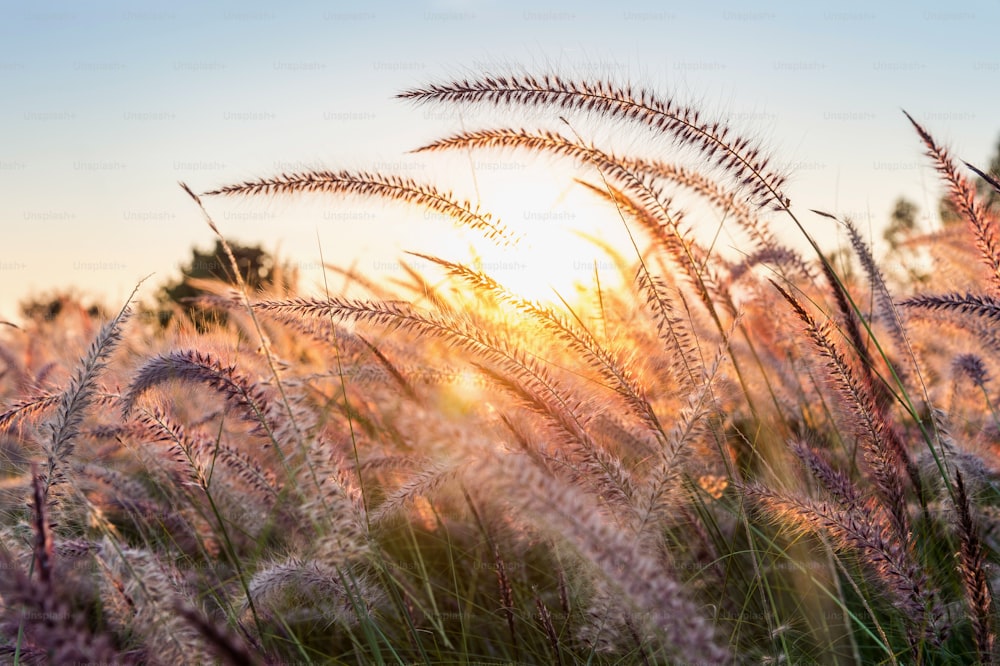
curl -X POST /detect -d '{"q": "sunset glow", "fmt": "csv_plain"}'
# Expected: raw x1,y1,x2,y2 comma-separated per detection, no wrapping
3,4,1000,664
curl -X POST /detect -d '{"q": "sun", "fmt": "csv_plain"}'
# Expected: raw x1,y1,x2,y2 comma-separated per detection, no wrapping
473,231,615,305
411,165,635,307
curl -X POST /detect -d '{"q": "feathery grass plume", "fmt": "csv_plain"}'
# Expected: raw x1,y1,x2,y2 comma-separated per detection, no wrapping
244,558,383,630
898,226,986,293
122,349,282,440
588,413,658,461
840,216,924,397
30,467,52,586
576,581,644,657
7,68,1000,663
630,157,803,268
2,391,122,438
727,246,815,286
75,462,166,516
134,390,282,506
369,459,465,526
181,187,315,461
576,178,709,289
96,541,214,665
953,353,990,389
904,111,1000,293
0,554,129,663
953,470,996,663
179,279,245,313
392,256,453,311
126,406,261,555
359,454,430,473
473,362,638,513
608,188,738,357
74,462,212,558
472,452,731,664
42,294,134,501
772,281,917,539
399,73,790,210
910,316,1000,363
32,359,61,389
415,128,735,322
206,439,281,500
810,211,897,413
635,271,707,393
413,129,692,241
411,251,663,438
174,602,262,666
131,406,211,487
913,408,992,508
494,545,519,658
0,476,129,664
357,334,420,401
535,594,564,666
251,296,637,506
948,354,998,433
789,440,862,509
0,392,61,434
900,292,1000,329
297,436,370,566
323,261,398,299
248,295,374,361
495,408,557,472
202,169,517,246
744,484,939,650
632,335,728,546
420,126,810,283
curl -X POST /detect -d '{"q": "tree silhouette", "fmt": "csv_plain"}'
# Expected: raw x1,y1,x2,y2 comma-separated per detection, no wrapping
159,240,276,327
884,197,919,248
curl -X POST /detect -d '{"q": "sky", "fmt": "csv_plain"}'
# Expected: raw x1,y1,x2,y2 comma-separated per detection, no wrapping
1,0,998,319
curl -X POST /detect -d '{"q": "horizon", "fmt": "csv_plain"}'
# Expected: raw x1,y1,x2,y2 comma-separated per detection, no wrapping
2,0,999,319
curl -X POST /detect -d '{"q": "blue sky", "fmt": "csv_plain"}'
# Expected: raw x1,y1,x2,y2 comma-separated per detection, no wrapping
2,0,998,317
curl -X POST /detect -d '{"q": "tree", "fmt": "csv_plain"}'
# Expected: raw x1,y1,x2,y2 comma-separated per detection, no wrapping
158,240,278,327
884,197,919,248
938,197,963,228
19,290,104,323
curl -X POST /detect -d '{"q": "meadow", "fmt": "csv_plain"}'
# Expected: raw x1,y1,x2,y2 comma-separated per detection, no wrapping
1,73,999,665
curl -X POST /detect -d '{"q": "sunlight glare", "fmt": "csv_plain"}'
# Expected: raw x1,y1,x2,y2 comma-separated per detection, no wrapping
411,165,633,307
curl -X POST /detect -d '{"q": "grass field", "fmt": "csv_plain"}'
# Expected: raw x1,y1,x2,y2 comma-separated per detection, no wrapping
2,73,999,665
